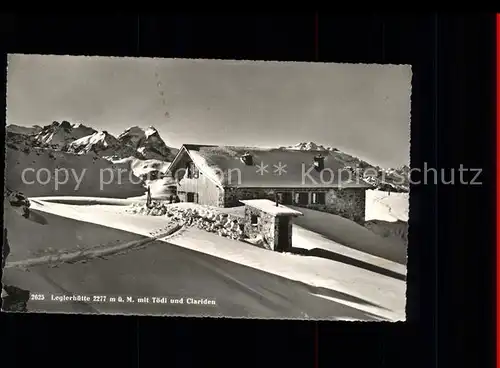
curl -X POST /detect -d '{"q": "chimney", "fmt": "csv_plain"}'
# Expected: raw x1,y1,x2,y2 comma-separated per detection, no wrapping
241,152,253,166
313,154,325,171
275,193,279,207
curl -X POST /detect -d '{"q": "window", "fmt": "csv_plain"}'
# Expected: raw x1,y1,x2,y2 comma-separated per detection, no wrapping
278,192,293,205
251,214,259,225
312,192,326,205
296,192,309,205
184,162,198,179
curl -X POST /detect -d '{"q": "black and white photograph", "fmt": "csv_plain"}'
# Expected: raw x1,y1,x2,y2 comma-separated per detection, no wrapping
2,54,411,321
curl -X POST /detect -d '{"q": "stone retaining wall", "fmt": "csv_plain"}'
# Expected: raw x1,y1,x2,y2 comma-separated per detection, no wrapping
128,203,248,242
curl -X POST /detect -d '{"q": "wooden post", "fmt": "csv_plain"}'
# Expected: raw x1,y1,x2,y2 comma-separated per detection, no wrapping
146,186,152,208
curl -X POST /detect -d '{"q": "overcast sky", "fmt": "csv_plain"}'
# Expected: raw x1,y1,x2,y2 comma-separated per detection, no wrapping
6,54,411,168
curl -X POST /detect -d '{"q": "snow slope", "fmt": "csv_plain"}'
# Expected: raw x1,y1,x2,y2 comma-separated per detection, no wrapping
111,157,174,198
365,189,409,222
291,206,407,265
3,204,147,262
17,198,406,320
364,190,409,245
6,147,146,198
26,199,173,237
168,227,405,321
2,217,382,319
292,226,406,276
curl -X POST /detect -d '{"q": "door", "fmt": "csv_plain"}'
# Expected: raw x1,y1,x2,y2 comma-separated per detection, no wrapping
186,192,195,203
276,217,290,252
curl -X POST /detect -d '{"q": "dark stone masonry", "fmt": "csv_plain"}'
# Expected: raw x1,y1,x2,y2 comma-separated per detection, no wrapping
243,206,276,249
222,186,366,224
303,187,366,224
242,201,300,252
223,187,275,207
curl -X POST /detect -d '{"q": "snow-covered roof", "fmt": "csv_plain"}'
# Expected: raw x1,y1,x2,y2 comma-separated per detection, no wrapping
175,144,373,189
240,199,303,216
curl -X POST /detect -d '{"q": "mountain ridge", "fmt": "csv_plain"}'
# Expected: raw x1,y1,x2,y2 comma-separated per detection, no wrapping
280,141,409,192
5,123,409,192
7,121,178,162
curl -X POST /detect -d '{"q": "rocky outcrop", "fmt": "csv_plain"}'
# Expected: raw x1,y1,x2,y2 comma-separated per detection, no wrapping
2,228,10,270
5,188,31,218
1,285,30,312
2,226,30,312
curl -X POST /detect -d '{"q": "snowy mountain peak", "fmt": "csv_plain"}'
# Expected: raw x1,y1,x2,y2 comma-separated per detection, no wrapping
117,126,146,148
283,142,329,151
115,126,176,161
119,126,159,139
65,130,141,159
88,130,115,145
59,120,72,130
145,126,159,138
67,131,118,153
118,126,145,139
34,120,97,149
8,121,177,163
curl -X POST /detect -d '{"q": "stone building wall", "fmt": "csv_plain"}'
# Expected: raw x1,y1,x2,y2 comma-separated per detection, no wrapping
243,206,276,249
303,187,366,224
223,187,275,207
222,186,367,224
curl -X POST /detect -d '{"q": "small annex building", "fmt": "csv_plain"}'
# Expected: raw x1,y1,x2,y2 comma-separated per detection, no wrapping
240,199,303,252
